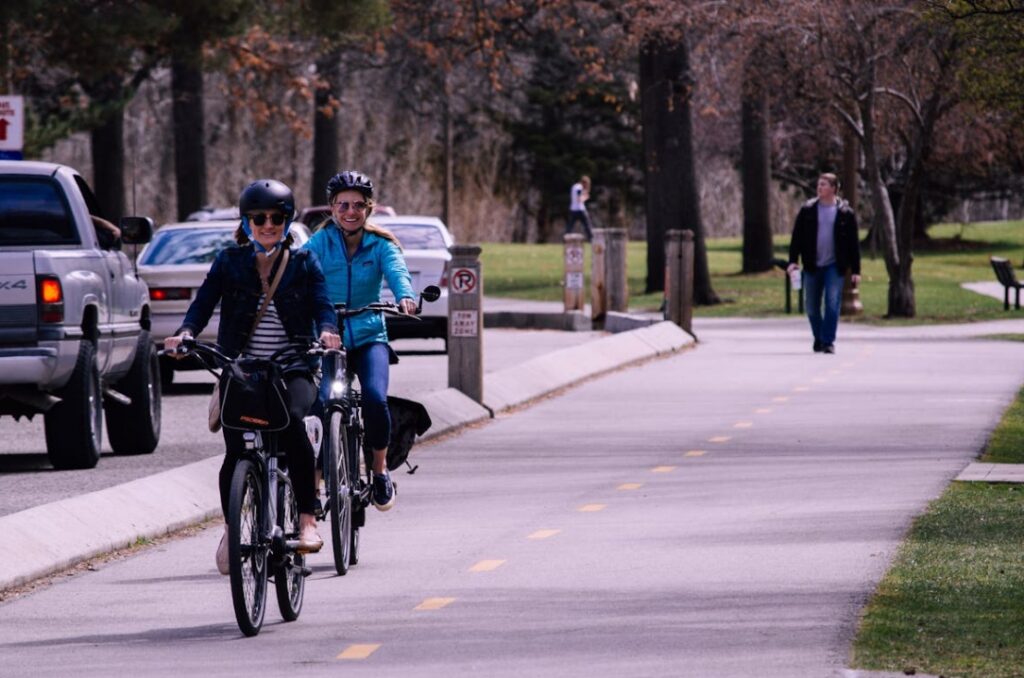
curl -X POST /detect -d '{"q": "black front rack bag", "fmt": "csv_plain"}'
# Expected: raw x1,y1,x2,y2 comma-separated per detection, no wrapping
219,358,290,431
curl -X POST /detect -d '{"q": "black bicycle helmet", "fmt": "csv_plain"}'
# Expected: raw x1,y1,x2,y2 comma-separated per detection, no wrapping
239,179,295,219
326,171,374,201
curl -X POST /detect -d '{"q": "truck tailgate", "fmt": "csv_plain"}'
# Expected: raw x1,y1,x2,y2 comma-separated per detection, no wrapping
0,252,37,343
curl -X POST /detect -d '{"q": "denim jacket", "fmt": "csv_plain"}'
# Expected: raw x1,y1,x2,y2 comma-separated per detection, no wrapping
302,226,414,349
176,244,338,363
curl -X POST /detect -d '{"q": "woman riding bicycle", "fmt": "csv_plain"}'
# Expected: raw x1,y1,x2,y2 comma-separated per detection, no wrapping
163,179,341,571
302,170,416,512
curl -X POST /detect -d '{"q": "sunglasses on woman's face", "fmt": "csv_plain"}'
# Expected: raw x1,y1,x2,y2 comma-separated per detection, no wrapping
332,200,368,212
248,213,286,226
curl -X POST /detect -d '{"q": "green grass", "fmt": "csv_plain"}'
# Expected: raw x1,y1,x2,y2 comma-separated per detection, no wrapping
851,483,1024,678
479,220,1024,324
852,376,1024,677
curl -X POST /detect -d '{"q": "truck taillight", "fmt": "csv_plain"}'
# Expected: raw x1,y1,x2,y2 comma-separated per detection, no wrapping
439,262,449,288
37,275,64,323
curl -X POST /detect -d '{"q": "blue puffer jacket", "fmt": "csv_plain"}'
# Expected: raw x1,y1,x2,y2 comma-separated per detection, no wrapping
176,245,338,363
302,225,414,349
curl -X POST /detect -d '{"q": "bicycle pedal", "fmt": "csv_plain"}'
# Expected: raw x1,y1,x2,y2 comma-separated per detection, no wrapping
300,566,313,577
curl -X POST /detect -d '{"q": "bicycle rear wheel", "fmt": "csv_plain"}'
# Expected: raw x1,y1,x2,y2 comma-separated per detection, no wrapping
274,476,305,621
326,409,352,575
349,423,364,566
228,459,268,637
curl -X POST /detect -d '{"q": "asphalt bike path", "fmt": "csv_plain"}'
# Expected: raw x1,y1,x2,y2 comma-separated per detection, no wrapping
0,317,1022,676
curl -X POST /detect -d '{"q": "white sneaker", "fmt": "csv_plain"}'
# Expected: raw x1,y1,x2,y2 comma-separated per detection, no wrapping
215,528,229,575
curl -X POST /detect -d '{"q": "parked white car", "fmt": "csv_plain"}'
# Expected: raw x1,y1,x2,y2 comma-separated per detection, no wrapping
136,220,309,384
370,215,453,348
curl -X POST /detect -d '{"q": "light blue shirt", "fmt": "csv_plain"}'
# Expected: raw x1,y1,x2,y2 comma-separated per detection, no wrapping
816,201,838,268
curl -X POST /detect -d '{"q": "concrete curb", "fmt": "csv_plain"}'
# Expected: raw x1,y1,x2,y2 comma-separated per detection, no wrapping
956,461,1024,483
0,321,693,592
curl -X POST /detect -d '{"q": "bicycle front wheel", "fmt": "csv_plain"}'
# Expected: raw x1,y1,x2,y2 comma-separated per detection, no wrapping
326,409,353,575
228,459,268,637
274,476,305,621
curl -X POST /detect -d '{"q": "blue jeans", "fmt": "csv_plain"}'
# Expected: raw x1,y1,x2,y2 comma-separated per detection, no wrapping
319,342,392,450
802,264,844,346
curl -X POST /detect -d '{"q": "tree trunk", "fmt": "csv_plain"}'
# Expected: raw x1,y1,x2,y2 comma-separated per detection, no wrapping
90,108,125,221
171,42,207,222
640,37,718,304
740,54,773,274
441,75,454,229
841,127,859,210
312,49,341,208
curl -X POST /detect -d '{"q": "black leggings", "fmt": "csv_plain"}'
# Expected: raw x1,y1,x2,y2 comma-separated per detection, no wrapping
219,372,318,517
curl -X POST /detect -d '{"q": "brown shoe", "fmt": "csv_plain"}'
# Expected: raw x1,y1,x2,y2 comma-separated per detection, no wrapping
297,526,323,554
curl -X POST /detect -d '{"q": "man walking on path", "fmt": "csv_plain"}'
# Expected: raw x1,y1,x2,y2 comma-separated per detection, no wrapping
787,173,861,354
566,175,594,241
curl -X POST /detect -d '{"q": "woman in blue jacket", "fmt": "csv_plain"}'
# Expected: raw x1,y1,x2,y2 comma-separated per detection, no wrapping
303,171,415,512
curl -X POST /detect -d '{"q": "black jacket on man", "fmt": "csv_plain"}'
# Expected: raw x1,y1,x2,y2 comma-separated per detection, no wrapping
788,198,861,275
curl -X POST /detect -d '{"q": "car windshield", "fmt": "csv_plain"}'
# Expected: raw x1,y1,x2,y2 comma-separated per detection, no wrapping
0,178,79,245
141,228,237,265
381,223,447,249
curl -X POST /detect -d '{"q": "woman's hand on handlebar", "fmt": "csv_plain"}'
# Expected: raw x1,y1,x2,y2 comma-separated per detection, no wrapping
319,330,341,350
398,298,417,315
162,332,193,359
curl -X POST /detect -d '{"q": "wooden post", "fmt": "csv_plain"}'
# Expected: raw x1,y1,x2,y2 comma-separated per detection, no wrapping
665,230,694,333
841,275,863,316
590,229,607,322
563,233,585,312
605,228,628,312
447,245,483,403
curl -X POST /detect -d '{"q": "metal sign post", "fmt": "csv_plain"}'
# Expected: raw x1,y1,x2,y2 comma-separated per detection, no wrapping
448,245,484,403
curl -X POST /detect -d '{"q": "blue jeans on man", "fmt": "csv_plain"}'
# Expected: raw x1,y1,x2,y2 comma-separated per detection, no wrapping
802,264,844,348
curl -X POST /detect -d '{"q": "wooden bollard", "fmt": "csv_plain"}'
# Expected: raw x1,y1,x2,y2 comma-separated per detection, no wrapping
665,230,694,334
606,228,628,312
447,245,483,403
590,229,607,321
563,233,585,312
841,275,863,316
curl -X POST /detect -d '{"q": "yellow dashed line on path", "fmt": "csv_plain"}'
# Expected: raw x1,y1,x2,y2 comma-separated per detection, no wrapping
578,503,607,512
528,529,561,539
415,597,456,611
754,408,772,414
469,559,506,572
772,396,789,403
651,465,676,473
338,644,381,660
708,435,731,443
684,450,706,457
618,482,643,490
734,421,753,429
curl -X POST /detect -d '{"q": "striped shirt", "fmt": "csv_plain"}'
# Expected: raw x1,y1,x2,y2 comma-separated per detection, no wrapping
243,293,307,372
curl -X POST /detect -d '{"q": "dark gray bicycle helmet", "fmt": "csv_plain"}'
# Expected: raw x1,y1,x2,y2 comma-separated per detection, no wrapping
326,171,374,202
239,179,295,219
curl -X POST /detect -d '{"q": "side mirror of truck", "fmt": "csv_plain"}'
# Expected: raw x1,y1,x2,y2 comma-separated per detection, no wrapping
119,216,154,245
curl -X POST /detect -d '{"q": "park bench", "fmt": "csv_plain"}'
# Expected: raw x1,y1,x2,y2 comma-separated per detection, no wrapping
990,257,1023,310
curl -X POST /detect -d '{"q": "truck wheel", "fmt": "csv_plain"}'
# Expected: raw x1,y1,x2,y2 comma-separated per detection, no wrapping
45,340,103,470
106,331,162,455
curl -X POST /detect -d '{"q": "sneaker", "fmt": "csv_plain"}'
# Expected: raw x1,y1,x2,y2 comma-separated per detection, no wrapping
813,340,823,353
823,344,836,354
215,528,229,575
371,471,396,512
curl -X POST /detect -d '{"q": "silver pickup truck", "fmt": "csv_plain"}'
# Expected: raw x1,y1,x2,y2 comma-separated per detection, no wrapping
0,160,162,469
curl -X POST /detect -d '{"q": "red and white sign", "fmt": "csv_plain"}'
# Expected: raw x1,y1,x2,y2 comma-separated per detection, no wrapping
450,267,478,294
565,245,584,267
0,96,24,151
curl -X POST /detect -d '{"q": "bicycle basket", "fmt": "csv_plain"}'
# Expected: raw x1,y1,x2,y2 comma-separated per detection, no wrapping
219,358,291,431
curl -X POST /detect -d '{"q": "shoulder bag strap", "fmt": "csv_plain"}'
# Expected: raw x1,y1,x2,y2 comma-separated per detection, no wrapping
249,248,290,337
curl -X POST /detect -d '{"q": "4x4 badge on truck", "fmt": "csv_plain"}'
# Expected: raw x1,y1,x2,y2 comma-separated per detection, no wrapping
0,279,27,289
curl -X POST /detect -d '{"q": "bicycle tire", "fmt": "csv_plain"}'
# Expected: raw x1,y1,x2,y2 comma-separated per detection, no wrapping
228,459,268,637
349,422,364,566
274,476,305,621
326,408,353,575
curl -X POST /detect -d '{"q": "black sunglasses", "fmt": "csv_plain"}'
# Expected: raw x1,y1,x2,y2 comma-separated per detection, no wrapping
248,213,286,226
332,200,368,212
